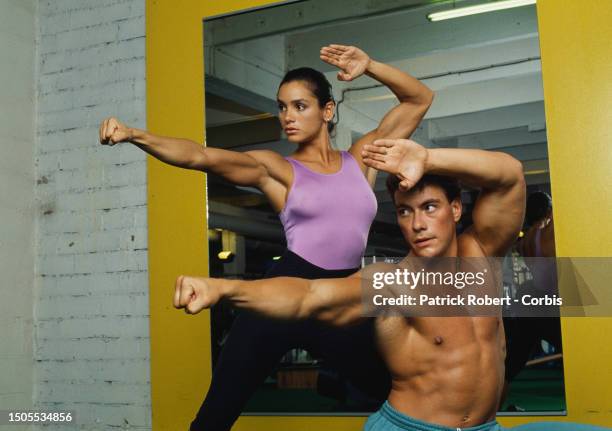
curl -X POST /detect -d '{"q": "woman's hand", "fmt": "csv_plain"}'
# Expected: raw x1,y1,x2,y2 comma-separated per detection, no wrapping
99,117,132,146
320,44,371,81
362,139,429,190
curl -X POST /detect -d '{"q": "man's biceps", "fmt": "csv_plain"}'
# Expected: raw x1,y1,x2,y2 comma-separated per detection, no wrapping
473,222,517,255
302,285,333,317
336,303,367,326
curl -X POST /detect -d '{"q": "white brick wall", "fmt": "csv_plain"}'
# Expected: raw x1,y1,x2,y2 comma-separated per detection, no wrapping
0,0,37,424
35,1,150,429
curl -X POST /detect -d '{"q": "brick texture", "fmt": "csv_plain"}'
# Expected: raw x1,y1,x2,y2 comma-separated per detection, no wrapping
35,1,150,429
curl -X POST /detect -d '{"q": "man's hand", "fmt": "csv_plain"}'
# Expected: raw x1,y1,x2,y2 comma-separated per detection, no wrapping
99,117,133,146
173,275,222,315
362,139,429,190
320,44,371,82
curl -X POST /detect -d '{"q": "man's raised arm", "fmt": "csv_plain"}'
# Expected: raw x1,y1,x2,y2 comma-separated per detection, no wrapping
173,274,365,326
362,139,526,256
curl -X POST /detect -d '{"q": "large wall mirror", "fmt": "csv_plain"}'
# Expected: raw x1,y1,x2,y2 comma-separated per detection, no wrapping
203,0,564,416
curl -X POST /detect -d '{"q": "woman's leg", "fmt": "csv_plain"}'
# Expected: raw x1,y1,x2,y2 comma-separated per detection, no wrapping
308,319,390,408
190,251,358,431
190,312,302,431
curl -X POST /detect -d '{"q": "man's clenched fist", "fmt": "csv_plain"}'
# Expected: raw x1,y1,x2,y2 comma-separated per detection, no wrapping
173,275,221,315
99,117,132,146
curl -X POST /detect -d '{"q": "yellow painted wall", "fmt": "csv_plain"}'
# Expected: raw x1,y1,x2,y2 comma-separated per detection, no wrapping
146,0,612,429
502,0,612,427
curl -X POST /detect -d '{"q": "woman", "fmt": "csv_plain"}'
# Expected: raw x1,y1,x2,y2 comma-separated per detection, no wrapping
100,44,433,431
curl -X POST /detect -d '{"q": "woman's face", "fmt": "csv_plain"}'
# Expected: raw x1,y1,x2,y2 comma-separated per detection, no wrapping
277,81,332,143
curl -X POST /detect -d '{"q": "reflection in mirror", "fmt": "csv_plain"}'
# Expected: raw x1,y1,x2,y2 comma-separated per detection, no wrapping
204,0,563,415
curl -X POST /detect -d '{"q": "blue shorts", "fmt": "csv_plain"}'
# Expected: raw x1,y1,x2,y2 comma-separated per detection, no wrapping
365,402,611,431
364,402,500,431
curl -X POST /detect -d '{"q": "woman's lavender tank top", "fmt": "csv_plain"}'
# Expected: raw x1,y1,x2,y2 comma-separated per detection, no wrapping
279,151,377,270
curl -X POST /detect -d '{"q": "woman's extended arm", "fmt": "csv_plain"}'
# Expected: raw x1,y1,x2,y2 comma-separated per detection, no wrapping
362,59,434,139
99,117,285,188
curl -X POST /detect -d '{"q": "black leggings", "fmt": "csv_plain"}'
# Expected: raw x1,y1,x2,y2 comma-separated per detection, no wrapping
190,250,390,431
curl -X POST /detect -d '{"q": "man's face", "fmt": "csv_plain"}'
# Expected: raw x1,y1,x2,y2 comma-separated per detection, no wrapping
394,185,462,257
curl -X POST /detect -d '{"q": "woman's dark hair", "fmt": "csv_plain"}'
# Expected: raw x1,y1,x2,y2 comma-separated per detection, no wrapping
279,67,335,132
386,173,461,205
525,191,552,226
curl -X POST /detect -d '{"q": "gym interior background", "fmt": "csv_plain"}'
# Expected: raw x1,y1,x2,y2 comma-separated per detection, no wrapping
203,0,558,416
1,0,610,430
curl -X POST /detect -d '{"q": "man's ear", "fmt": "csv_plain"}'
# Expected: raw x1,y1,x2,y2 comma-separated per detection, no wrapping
451,198,462,223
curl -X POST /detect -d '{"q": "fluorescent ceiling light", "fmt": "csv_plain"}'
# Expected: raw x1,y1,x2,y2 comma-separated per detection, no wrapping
427,0,536,22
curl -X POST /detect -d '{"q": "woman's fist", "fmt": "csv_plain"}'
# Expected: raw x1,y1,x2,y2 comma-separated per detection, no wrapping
99,117,132,146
